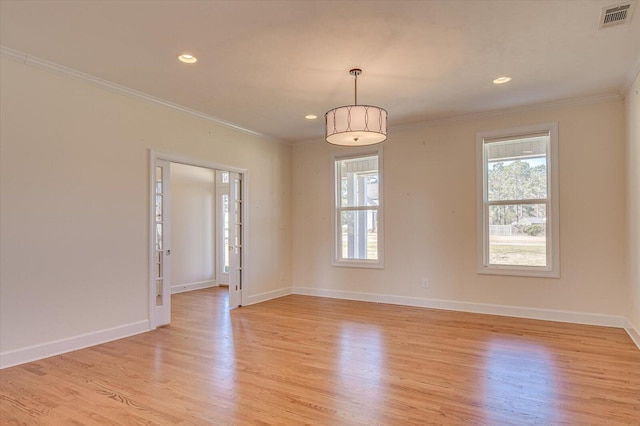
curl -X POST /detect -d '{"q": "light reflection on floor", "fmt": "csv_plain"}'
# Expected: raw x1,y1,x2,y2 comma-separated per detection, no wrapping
482,337,559,424
337,322,386,422
212,293,236,399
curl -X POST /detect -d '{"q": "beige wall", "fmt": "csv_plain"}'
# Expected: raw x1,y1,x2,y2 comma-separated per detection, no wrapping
0,48,635,360
170,163,216,290
626,72,640,331
293,100,628,317
0,55,292,354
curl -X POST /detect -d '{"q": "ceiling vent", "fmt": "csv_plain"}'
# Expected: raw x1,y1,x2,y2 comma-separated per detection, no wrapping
599,2,635,28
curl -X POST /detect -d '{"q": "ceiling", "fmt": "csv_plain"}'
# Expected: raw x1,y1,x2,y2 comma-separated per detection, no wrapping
1,0,639,143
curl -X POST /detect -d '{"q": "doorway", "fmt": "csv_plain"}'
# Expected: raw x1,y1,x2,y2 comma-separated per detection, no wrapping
149,151,246,329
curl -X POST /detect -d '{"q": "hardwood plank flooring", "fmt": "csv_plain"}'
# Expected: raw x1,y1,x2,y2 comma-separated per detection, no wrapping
1,287,639,425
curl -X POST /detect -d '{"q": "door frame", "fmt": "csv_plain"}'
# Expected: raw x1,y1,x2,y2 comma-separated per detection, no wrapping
148,149,248,329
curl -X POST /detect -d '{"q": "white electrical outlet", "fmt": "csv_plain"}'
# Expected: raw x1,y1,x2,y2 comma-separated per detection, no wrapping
422,278,429,288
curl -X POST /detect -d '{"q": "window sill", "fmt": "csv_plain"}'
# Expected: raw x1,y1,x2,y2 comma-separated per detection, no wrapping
478,265,559,279
332,260,384,269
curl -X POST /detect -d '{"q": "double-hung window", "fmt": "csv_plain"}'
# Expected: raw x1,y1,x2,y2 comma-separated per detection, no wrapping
477,123,559,277
334,149,384,268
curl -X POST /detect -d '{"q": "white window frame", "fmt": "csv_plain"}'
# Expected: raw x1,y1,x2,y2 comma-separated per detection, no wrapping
332,147,384,268
476,122,560,278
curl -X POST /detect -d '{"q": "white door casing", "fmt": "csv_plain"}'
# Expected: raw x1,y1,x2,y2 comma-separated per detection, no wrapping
149,150,247,328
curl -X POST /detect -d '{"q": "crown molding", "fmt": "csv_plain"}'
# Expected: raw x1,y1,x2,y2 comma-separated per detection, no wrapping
0,45,26,63
393,92,623,133
293,91,623,146
0,46,288,145
3,46,626,148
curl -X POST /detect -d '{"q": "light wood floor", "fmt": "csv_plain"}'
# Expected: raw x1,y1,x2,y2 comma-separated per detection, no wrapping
1,287,639,425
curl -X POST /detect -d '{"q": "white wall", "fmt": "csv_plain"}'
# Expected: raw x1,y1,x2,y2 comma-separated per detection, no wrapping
626,72,640,338
293,99,628,323
0,54,292,360
1,47,635,366
170,163,216,292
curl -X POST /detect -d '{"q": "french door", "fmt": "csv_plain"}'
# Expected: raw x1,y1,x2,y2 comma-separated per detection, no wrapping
153,160,171,326
150,153,245,328
216,171,230,286
227,172,242,309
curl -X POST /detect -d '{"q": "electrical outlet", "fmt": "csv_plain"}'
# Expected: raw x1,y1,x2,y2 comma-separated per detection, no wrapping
422,278,429,288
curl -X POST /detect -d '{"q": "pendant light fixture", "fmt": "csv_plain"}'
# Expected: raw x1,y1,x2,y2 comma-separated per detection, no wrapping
325,68,388,146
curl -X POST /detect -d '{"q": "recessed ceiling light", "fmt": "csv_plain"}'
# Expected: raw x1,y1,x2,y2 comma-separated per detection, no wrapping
305,114,318,120
178,54,197,64
493,76,512,84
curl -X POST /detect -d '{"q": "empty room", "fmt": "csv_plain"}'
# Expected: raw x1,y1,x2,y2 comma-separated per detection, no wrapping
1,1,639,424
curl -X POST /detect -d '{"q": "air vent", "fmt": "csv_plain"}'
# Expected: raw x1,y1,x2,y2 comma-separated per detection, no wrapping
599,2,635,28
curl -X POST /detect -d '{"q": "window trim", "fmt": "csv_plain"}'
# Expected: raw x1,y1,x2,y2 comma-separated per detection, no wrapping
476,122,560,278
332,147,384,269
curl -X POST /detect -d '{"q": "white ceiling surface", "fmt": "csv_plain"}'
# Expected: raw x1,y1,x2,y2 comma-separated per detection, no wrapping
1,0,639,143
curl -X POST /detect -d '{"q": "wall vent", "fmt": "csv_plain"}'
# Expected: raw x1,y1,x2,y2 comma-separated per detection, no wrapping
599,2,635,28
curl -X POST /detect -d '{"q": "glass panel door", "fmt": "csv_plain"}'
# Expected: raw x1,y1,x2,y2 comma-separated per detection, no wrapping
228,172,242,309
154,160,171,325
216,171,230,285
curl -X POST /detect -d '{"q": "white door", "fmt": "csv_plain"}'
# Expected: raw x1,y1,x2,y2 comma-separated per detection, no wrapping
228,172,242,309
153,160,171,326
216,171,230,285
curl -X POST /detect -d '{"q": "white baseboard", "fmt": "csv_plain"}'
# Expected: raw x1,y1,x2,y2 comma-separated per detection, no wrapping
171,280,217,294
292,287,626,328
244,286,292,306
3,291,635,370
624,318,640,350
0,320,150,369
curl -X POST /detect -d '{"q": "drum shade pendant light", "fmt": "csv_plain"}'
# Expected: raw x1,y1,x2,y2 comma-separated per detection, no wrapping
325,69,388,146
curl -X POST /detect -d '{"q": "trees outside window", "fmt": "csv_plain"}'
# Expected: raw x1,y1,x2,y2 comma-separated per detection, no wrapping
477,123,559,277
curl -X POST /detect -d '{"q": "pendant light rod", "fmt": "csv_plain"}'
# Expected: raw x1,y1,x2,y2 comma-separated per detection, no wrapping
350,68,362,105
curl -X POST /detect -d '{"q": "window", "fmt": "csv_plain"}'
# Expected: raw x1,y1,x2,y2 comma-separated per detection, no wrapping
477,123,559,277
334,149,384,267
